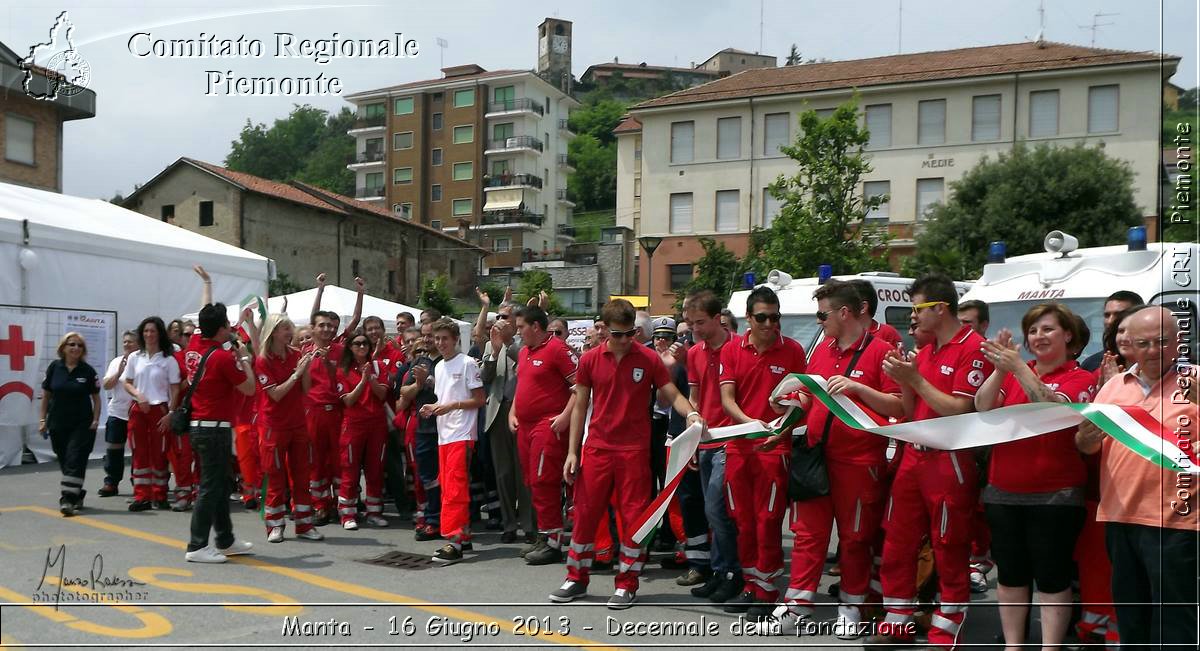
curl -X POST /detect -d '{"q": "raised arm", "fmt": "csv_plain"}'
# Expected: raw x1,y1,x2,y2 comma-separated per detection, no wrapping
194,265,212,310
342,277,365,336
473,287,492,346
310,273,327,321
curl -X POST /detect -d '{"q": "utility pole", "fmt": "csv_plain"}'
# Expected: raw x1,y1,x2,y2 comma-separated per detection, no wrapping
897,0,903,54
759,0,764,54
436,37,448,69
1078,12,1117,47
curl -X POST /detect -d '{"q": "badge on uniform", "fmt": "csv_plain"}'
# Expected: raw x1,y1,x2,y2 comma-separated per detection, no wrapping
967,369,985,387
632,368,644,383
532,360,544,367
258,374,269,386
972,360,984,369
770,364,785,375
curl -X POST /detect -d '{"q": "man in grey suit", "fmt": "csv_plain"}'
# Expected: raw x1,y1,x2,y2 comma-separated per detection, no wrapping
480,301,535,546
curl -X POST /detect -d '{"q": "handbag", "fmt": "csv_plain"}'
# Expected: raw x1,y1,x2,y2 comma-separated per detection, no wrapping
788,334,873,501
170,345,219,435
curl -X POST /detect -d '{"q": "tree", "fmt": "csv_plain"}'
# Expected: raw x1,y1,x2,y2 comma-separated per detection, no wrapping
567,134,618,211
294,107,355,196
900,143,1143,279
478,281,506,306
269,272,304,296
224,104,353,195
747,98,890,278
1179,86,1199,110
515,269,567,315
675,238,744,309
568,98,628,146
419,274,457,318
785,44,801,66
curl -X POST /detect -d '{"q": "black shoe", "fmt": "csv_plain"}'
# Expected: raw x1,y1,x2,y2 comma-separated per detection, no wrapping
722,590,756,614
500,530,517,544
414,525,438,541
525,543,564,566
98,483,118,497
59,500,74,517
520,536,543,557
244,498,259,511
690,572,724,598
128,500,152,512
153,500,170,510
747,602,775,620
432,543,463,564
709,573,745,603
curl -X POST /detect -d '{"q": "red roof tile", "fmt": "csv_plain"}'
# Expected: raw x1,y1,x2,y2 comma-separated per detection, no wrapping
613,116,642,134
184,158,343,214
636,41,1174,110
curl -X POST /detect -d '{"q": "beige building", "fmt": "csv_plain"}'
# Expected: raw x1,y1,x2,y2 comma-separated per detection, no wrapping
697,48,778,76
123,158,485,302
618,41,1178,313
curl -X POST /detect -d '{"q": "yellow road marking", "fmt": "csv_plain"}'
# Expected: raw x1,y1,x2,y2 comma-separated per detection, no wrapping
0,633,22,648
0,506,626,650
127,567,301,615
0,582,171,639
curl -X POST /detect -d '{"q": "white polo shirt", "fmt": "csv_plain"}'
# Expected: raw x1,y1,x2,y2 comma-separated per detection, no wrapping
105,356,134,420
122,350,181,405
433,353,483,445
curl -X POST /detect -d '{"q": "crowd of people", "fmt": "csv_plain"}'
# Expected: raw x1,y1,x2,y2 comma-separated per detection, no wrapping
36,265,1197,649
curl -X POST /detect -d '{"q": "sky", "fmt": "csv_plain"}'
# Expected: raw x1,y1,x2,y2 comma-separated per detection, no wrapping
1,0,1195,200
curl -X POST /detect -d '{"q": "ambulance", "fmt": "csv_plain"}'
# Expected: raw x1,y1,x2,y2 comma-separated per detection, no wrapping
726,269,972,353
959,228,1199,360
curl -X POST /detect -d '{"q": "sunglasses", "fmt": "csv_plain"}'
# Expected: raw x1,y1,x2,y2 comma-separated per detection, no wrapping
653,333,676,340
750,312,782,324
912,300,948,312
496,314,511,320
351,340,370,348
548,329,566,337
608,328,638,339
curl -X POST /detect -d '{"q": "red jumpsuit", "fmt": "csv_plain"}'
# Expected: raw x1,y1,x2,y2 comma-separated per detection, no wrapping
335,361,389,525
166,350,196,507
879,325,993,648
302,340,344,517
232,388,262,506
256,350,315,535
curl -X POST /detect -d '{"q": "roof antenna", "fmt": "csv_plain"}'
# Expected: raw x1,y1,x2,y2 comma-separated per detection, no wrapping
897,0,903,54
1035,0,1046,47
1078,12,1117,47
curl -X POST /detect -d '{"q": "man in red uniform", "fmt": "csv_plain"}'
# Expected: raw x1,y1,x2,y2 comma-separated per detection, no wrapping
757,280,902,636
720,285,808,619
549,299,702,610
867,273,994,649
511,305,577,564
957,299,994,596
847,279,904,350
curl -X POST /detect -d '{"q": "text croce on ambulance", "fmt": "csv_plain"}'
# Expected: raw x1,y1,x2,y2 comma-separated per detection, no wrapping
960,227,1199,360
726,268,972,354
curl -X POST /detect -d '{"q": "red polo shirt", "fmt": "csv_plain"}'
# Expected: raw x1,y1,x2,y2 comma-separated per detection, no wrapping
988,360,1093,493
688,333,739,448
256,349,308,431
516,335,577,425
576,342,670,452
302,340,344,407
374,343,406,373
870,319,904,350
911,324,992,422
719,333,808,455
336,360,389,426
804,331,899,464
183,337,242,423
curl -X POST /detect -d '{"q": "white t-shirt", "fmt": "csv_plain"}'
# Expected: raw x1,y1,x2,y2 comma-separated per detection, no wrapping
433,353,483,445
122,350,181,405
105,356,134,420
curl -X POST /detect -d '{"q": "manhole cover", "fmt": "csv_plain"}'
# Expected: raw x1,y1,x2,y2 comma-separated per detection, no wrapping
360,550,438,570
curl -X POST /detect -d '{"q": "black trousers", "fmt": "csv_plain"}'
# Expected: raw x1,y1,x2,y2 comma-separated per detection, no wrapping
50,420,95,506
1105,521,1199,649
383,425,408,514
103,416,128,486
188,426,236,552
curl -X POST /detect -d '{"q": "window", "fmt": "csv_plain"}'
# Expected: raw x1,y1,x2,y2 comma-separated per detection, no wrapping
669,192,693,233
365,172,384,190
494,237,511,253
865,104,891,149
431,148,443,166
493,85,515,107
814,108,835,120
491,159,511,176
431,92,443,103
363,103,385,119
1029,90,1059,137
393,131,413,150
1088,85,1119,133
863,180,890,222
716,117,741,159
634,138,642,161
453,88,475,108
971,95,1002,141
633,177,641,198
493,122,514,141
916,178,944,220
669,264,694,291
453,124,474,144
365,137,384,155
452,198,472,216
452,162,473,181
4,115,34,164
198,201,214,227
431,184,442,201
393,167,413,184
352,259,361,277
432,112,443,130
764,113,789,155
917,99,946,145
160,204,174,222
393,97,414,115
388,270,397,294
393,202,413,219
762,188,782,228
670,121,694,164
715,190,739,232
431,219,442,230
557,288,592,313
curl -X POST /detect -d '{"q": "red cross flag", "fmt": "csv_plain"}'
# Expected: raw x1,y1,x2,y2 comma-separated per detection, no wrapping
0,310,44,426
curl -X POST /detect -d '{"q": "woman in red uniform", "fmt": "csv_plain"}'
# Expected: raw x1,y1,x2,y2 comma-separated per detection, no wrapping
122,317,181,511
975,303,1094,651
335,331,390,530
256,314,323,542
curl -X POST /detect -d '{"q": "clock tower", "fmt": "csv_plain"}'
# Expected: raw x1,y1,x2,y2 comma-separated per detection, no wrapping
537,17,572,94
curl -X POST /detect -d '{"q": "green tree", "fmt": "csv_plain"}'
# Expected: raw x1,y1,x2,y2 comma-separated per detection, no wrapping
675,238,745,309
515,269,567,315
785,44,801,66
477,281,506,306
224,104,353,195
419,274,457,318
901,143,1142,279
567,134,618,211
269,272,304,296
568,98,628,146
747,99,890,278
294,107,355,196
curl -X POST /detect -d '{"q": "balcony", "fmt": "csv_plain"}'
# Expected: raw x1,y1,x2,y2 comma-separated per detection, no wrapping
485,98,545,118
556,153,575,172
556,189,576,207
484,172,543,190
557,118,575,136
556,224,576,238
479,210,544,228
355,186,386,200
485,136,544,156
346,150,385,169
348,114,386,134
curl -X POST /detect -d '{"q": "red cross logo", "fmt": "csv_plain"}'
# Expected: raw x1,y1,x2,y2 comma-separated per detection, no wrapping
0,324,35,371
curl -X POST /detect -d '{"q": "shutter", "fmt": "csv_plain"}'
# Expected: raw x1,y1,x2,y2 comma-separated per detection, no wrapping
863,181,890,221
5,116,34,164
762,188,782,228
671,122,694,163
916,179,944,220
764,113,789,155
972,95,1001,141
1029,90,1058,137
717,117,741,159
1088,85,1118,133
715,190,739,232
866,105,891,148
918,100,946,145
670,193,693,233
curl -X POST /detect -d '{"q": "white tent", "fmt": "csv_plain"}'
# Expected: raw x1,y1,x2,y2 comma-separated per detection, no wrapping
0,182,270,468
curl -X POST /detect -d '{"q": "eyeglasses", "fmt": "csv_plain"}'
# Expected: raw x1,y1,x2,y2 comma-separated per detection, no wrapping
912,301,947,313
496,314,511,320
653,333,676,340
1132,337,1170,350
64,342,82,348
351,341,370,348
548,330,566,337
608,328,638,339
815,311,829,322
751,312,782,324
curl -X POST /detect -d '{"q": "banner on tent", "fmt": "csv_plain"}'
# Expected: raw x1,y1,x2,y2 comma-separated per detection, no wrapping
0,309,45,426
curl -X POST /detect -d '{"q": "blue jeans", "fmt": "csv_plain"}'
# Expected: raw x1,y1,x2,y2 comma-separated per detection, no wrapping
414,430,441,525
103,416,128,486
699,448,739,574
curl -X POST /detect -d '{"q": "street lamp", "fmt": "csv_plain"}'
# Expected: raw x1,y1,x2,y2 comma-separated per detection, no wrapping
638,235,663,312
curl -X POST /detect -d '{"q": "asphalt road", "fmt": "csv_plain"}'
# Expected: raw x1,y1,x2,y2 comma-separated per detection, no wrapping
0,459,1019,650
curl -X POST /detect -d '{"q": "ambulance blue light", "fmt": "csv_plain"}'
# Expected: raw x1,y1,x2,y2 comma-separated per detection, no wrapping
987,241,1007,264
742,272,757,289
817,264,833,284
1127,226,1147,251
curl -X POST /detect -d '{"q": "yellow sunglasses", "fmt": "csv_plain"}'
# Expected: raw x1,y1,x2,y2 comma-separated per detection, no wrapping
911,300,948,312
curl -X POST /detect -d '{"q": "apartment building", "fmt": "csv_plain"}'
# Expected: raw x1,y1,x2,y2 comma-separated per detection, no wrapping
617,41,1177,313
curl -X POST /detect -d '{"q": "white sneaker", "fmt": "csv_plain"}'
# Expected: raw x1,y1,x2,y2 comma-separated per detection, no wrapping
217,540,254,556
267,526,284,543
834,605,863,640
343,520,358,531
751,605,809,636
296,528,324,541
366,515,388,528
185,547,228,564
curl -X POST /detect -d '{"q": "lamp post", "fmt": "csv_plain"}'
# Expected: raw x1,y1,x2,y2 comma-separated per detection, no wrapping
638,235,663,313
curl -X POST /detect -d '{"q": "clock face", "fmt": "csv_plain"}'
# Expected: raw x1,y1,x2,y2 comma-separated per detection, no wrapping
551,35,568,54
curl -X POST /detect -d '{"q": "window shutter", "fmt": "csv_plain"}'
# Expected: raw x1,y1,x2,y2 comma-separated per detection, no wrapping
866,105,891,149
716,117,741,159
971,95,1001,141
1088,85,1118,133
764,113,789,155
1029,90,1059,137
715,190,739,232
669,193,693,233
918,100,946,145
670,122,694,164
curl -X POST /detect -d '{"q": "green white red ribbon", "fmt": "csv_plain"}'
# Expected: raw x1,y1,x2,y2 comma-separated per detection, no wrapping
631,373,1198,545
